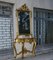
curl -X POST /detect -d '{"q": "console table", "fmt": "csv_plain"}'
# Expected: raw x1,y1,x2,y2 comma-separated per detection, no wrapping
13,35,36,58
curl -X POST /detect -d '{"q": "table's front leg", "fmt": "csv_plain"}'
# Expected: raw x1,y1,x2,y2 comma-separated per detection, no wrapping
22,42,24,58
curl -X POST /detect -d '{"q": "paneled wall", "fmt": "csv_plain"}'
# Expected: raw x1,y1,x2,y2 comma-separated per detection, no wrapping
0,2,13,49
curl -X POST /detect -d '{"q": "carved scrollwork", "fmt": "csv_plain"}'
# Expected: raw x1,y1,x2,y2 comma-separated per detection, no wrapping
13,34,36,58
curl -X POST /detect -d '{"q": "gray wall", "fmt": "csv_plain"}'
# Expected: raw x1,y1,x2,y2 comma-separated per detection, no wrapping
32,0,53,10
0,0,53,38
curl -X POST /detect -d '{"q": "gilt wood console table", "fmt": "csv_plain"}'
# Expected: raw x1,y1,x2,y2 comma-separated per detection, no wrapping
13,35,36,58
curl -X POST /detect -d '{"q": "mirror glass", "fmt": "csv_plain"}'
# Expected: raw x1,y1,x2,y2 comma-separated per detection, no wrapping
18,11,30,34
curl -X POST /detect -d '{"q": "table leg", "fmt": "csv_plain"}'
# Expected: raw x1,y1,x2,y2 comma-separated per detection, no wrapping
22,42,24,59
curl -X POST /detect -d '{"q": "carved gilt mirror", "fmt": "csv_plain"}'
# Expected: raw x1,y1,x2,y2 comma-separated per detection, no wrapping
16,4,31,35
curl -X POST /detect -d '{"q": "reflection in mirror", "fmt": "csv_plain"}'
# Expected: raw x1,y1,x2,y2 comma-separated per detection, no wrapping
18,11,30,34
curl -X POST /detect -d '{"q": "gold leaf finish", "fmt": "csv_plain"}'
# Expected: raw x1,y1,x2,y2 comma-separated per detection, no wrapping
13,34,36,58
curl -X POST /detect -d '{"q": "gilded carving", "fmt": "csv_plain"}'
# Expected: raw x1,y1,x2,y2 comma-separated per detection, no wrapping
13,4,36,59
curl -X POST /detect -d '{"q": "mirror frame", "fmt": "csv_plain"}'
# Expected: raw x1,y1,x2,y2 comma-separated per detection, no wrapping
16,4,32,35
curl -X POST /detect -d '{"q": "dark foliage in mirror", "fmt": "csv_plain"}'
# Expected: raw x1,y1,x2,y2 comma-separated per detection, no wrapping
18,11,30,34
